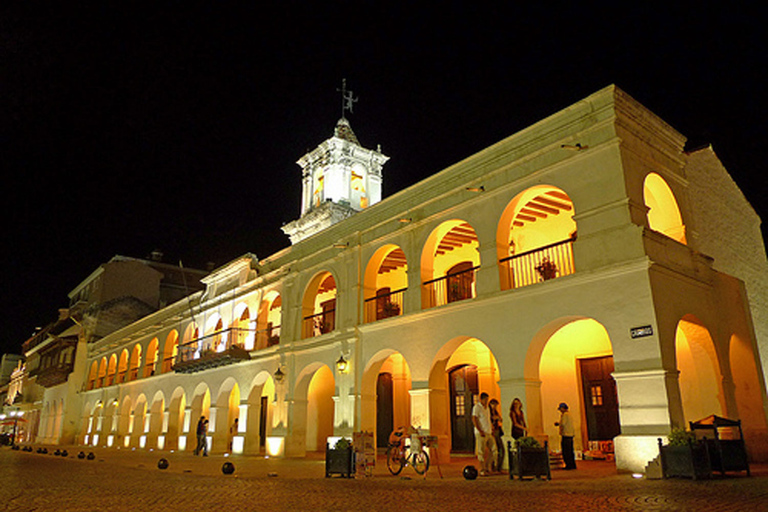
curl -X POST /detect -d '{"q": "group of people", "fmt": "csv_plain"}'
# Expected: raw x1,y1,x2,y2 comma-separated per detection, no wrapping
472,394,576,476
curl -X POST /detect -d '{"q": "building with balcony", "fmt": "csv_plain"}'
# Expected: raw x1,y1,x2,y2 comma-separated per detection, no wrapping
67,86,768,474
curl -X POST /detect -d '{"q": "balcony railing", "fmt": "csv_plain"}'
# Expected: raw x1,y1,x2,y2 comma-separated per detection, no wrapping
175,327,257,365
36,361,75,388
302,310,335,338
255,324,281,348
499,236,575,289
364,288,406,323
422,266,479,308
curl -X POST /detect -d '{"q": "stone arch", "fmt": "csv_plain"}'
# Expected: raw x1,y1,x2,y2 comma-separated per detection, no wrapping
675,314,725,424
256,291,282,349
180,323,200,363
162,330,179,373
87,360,99,390
496,185,577,290
428,336,500,456
524,317,617,456
363,245,408,322
106,354,118,386
97,357,107,388
643,172,687,244
294,363,336,452
232,302,252,349
301,271,338,339
132,394,148,448
245,371,275,454
729,333,768,460
166,387,186,451
129,344,142,381
144,337,159,377
117,396,133,447
361,349,413,448
148,390,165,449
420,220,480,308
116,349,129,384
188,382,211,452
204,313,225,352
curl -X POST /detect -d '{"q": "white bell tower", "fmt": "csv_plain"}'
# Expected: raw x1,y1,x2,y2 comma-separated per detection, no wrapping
282,83,389,245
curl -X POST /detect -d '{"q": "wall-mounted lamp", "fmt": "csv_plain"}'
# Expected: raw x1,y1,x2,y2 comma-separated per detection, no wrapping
561,143,588,151
112,398,119,407
332,242,349,249
335,354,349,373
466,186,485,193
274,366,285,383
398,218,412,223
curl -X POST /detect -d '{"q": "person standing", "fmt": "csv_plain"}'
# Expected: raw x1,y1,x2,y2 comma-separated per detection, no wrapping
195,416,208,456
229,418,239,452
555,402,576,469
472,392,497,476
509,398,527,440
488,398,505,472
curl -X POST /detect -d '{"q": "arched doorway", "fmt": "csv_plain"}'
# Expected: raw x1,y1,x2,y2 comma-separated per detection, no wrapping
302,273,337,339
675,315,724,424
527,318,618,458
428,337,500,458
421,220,480,308
166,388,186,451
246,372,275,454
364,245,408,322
644,172,686,244
497,185,576,290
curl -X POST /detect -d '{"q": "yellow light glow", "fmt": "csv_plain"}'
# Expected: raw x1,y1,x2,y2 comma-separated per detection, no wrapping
232,436,244,454
266,436,284,457
178,436,187,451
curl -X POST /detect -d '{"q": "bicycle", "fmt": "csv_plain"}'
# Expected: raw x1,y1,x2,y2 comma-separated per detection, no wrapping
386,430,430,476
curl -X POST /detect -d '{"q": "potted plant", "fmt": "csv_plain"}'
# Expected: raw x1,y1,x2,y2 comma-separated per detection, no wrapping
508,437,551,480
382,301,400,318
658,428,712,479
325,437,355,478
535,258,558,281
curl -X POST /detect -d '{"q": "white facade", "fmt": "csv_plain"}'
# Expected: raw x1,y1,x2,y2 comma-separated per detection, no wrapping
44,85,768,475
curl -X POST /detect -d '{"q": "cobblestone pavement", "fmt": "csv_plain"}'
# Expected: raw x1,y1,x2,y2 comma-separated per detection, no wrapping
2,446,768,512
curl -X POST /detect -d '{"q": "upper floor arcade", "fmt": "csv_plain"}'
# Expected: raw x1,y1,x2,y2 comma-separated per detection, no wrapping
86,85,737,388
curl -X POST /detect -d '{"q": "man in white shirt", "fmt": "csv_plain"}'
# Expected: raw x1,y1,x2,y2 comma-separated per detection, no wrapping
556,402,576,469
472,392,497,476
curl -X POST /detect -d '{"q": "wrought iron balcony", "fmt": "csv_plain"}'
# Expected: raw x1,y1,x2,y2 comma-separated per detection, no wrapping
364,288,406,323
499,236,575,289
422,266,478,308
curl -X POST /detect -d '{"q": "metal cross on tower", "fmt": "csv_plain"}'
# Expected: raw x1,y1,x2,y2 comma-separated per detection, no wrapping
338,78,358,117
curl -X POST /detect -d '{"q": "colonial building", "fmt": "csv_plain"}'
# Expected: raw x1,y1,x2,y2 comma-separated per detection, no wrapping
11,254,207,445
24,86,768,474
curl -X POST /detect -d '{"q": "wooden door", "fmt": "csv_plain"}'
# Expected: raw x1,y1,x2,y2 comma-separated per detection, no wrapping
376,372,394,448
449,365,479,452
579,356,621,441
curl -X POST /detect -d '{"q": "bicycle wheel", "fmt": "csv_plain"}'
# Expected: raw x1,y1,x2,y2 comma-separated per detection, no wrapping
411,449,430,475
386,445,405,475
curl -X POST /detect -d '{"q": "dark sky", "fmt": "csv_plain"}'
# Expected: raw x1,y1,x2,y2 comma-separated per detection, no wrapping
2,4,765,356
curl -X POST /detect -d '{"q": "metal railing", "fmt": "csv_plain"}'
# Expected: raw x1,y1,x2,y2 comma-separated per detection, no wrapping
364,288,406,323
175,327,258,364
302,310,335,338
422,266,479,308
499,237,575,289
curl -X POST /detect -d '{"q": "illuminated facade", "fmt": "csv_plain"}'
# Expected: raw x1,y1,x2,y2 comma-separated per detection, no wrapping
28,86,768,474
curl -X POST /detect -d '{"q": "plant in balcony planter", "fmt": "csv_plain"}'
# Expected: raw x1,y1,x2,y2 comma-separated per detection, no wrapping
535,257,558,281
509,437,551,480
382,301,400,318
658,428,712,479
325,437,355,478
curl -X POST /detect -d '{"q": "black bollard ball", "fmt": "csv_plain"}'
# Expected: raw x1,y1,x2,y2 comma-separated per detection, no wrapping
78,451,85,459
54,449,61,456
61,450,68,457
463,465,478,480
222,462,235,475
158,458,169,470
86,452,95,460
42,448,48,454
12,445,20,451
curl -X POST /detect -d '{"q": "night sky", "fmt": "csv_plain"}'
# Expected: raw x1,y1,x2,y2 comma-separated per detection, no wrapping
2,4,765,356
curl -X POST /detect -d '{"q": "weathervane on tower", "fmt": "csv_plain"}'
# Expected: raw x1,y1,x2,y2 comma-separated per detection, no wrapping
338,78,358,118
